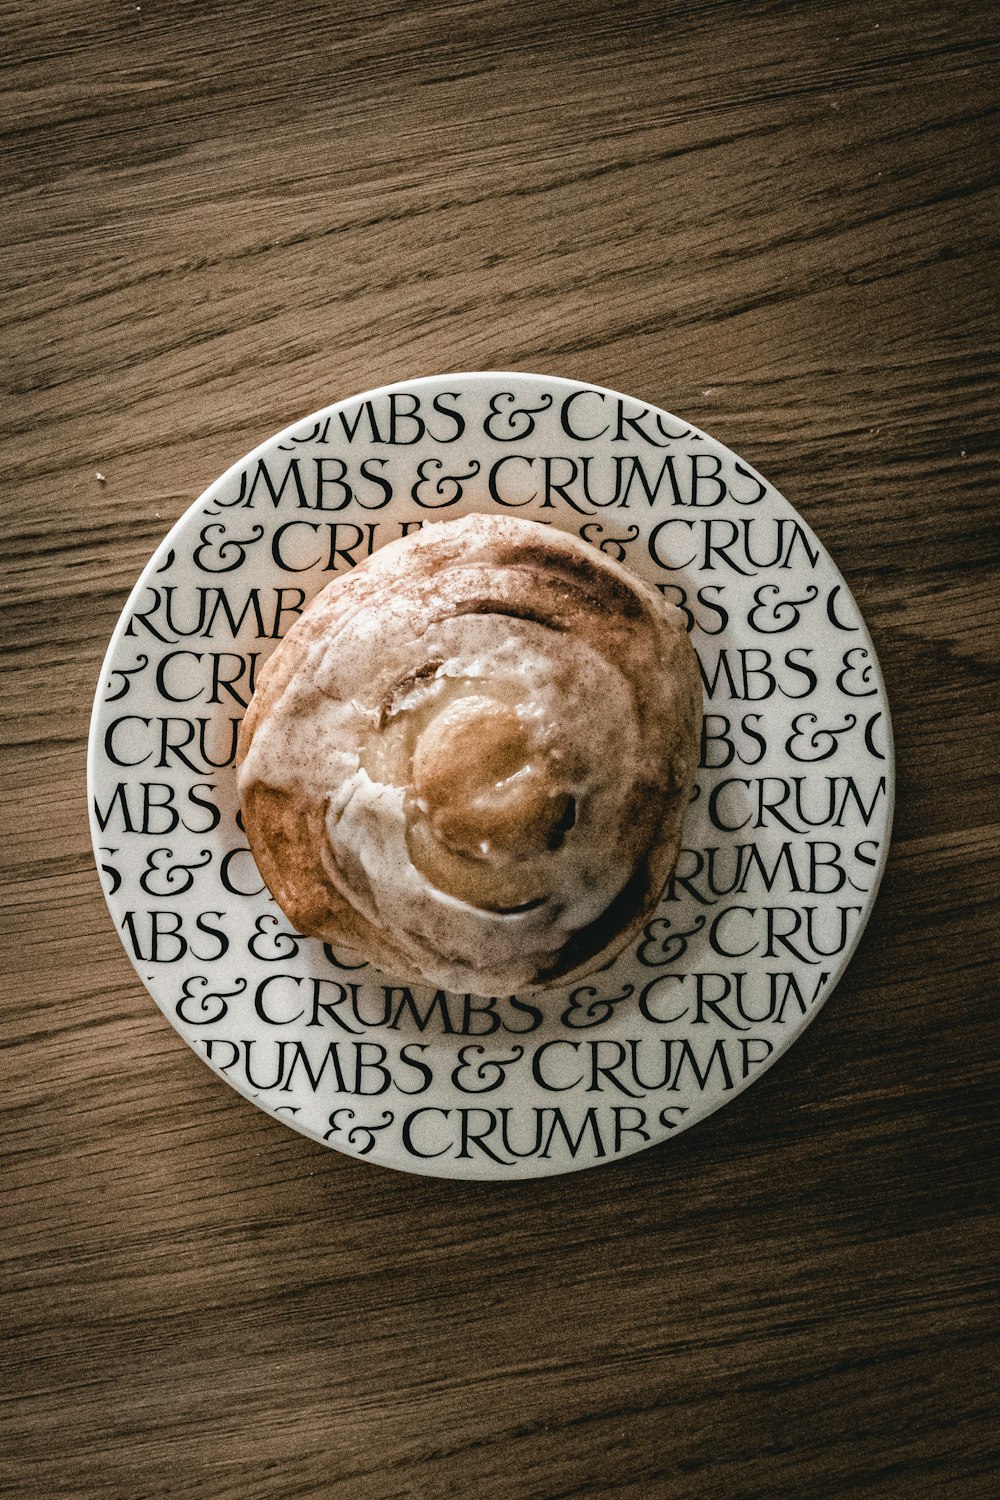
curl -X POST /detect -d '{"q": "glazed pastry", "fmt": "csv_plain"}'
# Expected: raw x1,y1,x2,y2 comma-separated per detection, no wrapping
236,513,701,993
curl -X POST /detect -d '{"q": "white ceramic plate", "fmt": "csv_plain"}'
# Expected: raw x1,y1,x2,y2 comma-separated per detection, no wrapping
88,372,894,1179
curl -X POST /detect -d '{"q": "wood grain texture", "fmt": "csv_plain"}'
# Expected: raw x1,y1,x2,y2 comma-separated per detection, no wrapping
3,0,998,1496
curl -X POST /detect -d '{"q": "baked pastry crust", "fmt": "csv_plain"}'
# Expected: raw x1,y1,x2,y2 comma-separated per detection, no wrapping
236,513,701,993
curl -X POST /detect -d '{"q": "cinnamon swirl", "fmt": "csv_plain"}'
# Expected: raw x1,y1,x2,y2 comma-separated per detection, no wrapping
236,513,701,993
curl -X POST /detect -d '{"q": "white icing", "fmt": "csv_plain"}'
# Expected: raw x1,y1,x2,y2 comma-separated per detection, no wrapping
239,602,650,990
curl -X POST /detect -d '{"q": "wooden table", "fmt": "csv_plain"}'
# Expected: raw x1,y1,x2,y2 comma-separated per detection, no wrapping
5,2,997,1495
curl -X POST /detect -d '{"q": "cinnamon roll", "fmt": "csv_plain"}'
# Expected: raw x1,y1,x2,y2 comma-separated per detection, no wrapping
236,513,701,993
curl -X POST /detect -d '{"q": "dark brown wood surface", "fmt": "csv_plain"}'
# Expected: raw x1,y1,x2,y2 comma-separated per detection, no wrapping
3,1,998,1495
